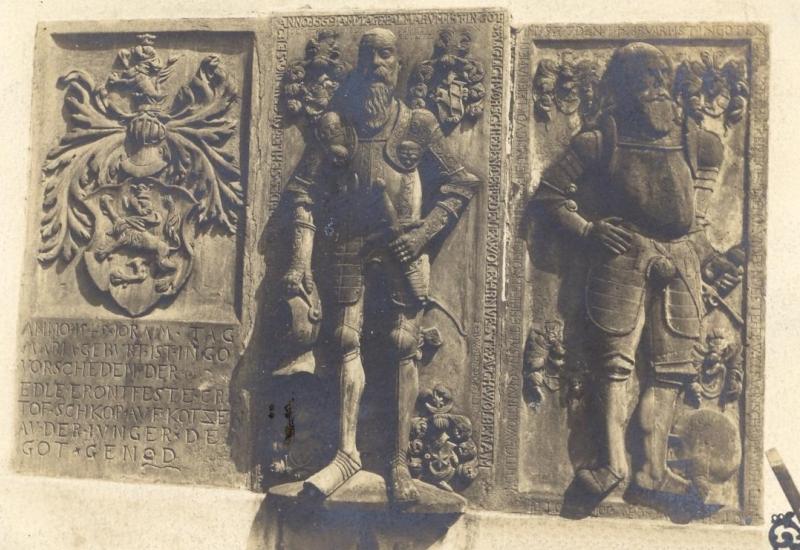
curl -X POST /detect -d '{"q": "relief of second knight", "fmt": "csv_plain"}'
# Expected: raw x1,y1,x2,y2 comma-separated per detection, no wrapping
531,42,744,500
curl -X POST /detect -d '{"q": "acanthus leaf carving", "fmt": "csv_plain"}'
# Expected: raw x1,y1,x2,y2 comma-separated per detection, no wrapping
281,30,352,125
281,27,487,135
532,49,748,133
532,51,602,127
674,50,749,132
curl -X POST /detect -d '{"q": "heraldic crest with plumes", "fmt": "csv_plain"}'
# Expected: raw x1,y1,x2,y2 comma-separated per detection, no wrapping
37,34,243,316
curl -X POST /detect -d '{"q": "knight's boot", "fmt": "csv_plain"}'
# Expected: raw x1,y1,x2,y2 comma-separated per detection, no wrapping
387,330,422,504
301,449,362,498
302,349,364,498
576,465,625,495
691,475,712,502
575,377,630,495
633,383,690,495
634,465,691,495
388,450,419,504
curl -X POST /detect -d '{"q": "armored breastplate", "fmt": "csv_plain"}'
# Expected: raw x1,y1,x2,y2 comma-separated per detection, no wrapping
610,138,695,240
315,114,425,305
324,104,424,240
351,139,422,215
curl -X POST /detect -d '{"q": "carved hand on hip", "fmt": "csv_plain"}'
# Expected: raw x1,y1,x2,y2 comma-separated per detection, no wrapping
586,217,633,255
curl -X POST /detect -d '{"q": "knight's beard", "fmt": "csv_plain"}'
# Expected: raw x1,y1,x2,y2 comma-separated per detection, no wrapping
360,82,394,129
639,98,678,134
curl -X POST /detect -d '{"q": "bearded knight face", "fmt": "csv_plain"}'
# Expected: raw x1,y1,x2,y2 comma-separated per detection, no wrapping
351,29,401,130
606,43,679,137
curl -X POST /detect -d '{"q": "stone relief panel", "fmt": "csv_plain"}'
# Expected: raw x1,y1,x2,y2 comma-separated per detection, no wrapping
37,33,242,316
245,11,508,509
13,17,769,532
15,24,259,488
503,24,767,524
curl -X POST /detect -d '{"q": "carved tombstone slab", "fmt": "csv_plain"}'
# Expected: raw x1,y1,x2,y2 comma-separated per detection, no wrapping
502,24,767,524
14,20,271,487
13,14,769,536
253,9,509,510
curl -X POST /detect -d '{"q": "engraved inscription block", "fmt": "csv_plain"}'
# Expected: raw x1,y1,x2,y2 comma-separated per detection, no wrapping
16,319,241,485
15,22,258,488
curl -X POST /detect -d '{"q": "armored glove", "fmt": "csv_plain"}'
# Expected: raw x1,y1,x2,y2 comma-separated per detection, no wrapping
585,217,634,255
702,253,743,294
389,220,427,264
282,267,316,299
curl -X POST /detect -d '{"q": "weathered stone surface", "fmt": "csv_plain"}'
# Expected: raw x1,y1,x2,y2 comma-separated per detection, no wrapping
501,23,768,525
12,13,769,541
14,20,269,488
252,10,509,511
16,318,243,485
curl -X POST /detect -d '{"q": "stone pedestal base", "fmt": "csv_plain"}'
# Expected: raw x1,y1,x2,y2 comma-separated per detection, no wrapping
268,470,467,514
266,471,466,548
1,473,766,549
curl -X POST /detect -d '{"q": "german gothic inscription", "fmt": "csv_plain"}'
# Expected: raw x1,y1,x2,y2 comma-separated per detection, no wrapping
255,11,507,511
15,26,256,487
16,319,242,484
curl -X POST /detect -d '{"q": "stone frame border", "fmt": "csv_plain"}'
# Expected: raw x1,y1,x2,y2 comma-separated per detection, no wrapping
501,22,768,525
15,19,269,490
265,9,510,500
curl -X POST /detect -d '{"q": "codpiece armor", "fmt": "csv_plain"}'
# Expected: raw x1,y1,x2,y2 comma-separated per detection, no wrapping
529,40,745,500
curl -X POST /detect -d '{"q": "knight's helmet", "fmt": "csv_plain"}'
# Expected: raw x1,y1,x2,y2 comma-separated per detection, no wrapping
273,285,322,376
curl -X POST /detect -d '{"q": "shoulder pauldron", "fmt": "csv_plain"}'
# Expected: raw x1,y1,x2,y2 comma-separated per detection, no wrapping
683,120,724,181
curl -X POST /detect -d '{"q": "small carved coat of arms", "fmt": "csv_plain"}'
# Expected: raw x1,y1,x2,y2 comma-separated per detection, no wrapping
38,34,243,316
407,29,486,131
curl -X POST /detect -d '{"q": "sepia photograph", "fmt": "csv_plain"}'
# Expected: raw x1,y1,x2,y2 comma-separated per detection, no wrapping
0,1,796,548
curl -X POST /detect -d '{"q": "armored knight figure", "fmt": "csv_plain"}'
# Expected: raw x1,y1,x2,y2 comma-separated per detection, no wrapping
281,28,479,503
531,42,742,499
